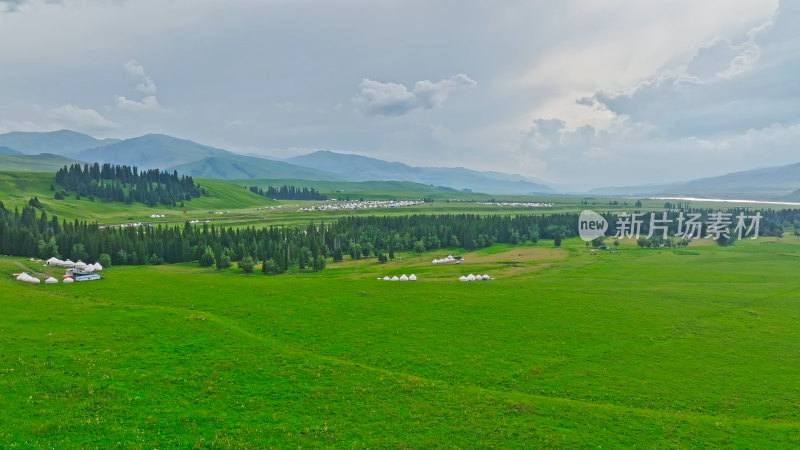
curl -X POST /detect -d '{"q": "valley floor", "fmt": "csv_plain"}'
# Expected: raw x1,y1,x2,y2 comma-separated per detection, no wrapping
2,238,800,446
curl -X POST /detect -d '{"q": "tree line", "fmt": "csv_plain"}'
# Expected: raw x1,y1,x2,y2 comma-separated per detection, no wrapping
0,201,795,276
55,163,205,207
249,185,327,201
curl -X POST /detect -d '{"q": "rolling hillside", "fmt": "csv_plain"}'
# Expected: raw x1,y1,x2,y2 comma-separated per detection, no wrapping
170,154,343,181
235,178,479,200
0,171,274,223
0,145,21,155
0,153,84,172
287,150,554,194
0,129,118,156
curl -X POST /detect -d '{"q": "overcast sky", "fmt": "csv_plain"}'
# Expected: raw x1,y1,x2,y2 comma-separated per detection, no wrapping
1,0,797,189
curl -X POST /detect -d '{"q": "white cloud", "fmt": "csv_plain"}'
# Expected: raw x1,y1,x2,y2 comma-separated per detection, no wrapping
353,74,476,116
123,59,157,95
115,95,161,112
47,104,119,129
116,59,162,112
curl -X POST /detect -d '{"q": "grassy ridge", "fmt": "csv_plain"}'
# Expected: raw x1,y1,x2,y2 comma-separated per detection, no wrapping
233,178,481,200
2,237,800,446
0,171,276,223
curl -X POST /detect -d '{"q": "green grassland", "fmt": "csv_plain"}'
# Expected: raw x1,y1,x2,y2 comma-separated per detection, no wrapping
0,171,277,224
0,153,82,173
2,236,800,446
2,171,798,230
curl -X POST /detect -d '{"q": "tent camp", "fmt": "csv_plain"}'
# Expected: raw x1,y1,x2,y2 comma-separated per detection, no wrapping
391,276,399,281
45,277,58,284
459,276,468,281
409,274,417,281
382,276,390,281
399,274,409,281
63,277,74,283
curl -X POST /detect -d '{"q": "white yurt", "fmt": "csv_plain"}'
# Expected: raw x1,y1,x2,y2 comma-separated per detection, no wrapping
46,257,61,266
432,259,439,264
93,262,103,271
74,260,86,269
45,277,58,284
399,274,409,281
63,277,74,283
391,275,400,281
17,273,40,283
63,259,74,267
383,276,391,281
409,274,417,281
482,274,490,280
466,274,476,281
459,276,468,281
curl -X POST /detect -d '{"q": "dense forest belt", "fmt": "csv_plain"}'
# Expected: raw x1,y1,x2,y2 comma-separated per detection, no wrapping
1,200,796,273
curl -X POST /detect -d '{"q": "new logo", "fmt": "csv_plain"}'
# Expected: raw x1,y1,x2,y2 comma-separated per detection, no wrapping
578,210,608,241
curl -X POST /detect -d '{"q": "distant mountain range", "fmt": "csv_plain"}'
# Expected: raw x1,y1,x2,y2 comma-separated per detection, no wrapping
0,129,118,157
591,163,800,200
286,151,553,194
0,129,798,199
0,130,553,194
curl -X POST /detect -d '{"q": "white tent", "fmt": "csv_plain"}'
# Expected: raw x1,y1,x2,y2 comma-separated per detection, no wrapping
466,274,476,281
46,257,61,265
83,264,95,272
391,275,399,281
93,262,103,271
383,276,391,281
63,259,74,267
45,277,58,284
17,273,40,283
74,260,86,268
432,259,439,264
63,277,74,283
399,274,409,281
482,274,490,280
409,274,417,281
459,276,468,281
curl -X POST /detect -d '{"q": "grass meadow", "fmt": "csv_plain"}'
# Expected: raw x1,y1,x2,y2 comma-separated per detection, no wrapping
2,236,800,446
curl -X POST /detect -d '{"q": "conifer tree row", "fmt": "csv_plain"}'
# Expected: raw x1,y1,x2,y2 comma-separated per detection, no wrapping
55,163,205,207
249,185,327,200
0,201,791,274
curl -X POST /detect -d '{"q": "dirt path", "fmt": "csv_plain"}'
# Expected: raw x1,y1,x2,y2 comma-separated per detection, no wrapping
13,261,48,278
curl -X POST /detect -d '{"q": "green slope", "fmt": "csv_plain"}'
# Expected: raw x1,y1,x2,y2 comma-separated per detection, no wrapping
0,171,276,223
0,153,83,172
172,155,343,181
0,145,21,155
233,178,493,200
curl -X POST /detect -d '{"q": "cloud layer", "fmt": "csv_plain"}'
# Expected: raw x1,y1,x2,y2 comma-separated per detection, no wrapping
0,0,793,189
353,74,476,116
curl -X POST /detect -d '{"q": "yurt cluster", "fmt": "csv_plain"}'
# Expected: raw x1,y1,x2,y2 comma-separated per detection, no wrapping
459,274,493,281
431,255,463,264
13,257,104,284
379,274,417,281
